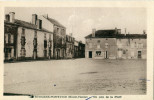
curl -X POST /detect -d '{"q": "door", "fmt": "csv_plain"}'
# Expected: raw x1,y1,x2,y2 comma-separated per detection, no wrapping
5,48,11,60
138,51,141,58
105,51,108,59
89,51,92,58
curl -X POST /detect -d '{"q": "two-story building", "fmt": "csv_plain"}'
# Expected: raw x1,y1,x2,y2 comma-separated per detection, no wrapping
85,28,147,59
66,34,75,59
39,15,66,59
116,34,147,59
4,12,53,61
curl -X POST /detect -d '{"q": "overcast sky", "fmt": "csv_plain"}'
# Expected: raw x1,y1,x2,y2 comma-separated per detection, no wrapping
5,7,146,43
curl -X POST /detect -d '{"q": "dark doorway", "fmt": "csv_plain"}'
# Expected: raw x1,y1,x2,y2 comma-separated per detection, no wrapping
89,51,92,58
105,51,108,59
138,51,142,58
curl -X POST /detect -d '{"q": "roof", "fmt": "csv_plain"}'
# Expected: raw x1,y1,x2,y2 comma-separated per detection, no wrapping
43,16,65,28
85,29,147,39
15,19,37,29
5,19,52,33
85,29,117,38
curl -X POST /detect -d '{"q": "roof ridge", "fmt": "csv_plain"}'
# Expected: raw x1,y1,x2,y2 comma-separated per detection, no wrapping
43,15,65,28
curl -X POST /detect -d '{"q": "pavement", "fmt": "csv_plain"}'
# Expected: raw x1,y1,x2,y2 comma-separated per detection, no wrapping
4,58,146,95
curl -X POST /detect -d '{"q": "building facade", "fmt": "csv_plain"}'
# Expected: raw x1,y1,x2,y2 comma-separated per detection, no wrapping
74,40,79,58
85,28,147,59
4,12,53,61
39,15,66,59
66,34,75,58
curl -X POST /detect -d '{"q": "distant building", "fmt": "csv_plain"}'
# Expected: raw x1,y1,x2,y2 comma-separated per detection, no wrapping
85,28,147,59
66,34,75,58
39,15,66,59
78,41,85,58
4,12,53,61
74,40,79,58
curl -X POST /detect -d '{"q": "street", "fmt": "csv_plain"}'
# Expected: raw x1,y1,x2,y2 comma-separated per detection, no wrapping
4,59,146,95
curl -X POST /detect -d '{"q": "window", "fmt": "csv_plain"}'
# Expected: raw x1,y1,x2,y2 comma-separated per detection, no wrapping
134,42,136,47
131,43,134,48
22,28,25,36
105,43,108,48
96,51,101,56
97,44,100,49
34,31,37,38
44,33,47,40
48,41,51,48
44,40,47,48
89,43,92,48
21,36,25,46
123,50,126,54
57,28,59,34
138,43,143,48
21,48,26,57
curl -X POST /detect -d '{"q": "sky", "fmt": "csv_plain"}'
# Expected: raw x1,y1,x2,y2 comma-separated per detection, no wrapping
5,7,146,43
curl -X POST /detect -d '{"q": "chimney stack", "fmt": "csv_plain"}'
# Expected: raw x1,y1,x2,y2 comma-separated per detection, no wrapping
5,14,10,22
69,33,72,37
143,30,146,34
115,27,118,34
36,19,42,29
9,12,15,23
92,28,96,37
32,14,37,25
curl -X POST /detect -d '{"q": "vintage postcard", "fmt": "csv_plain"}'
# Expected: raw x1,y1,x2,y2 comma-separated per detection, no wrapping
0,1,153,100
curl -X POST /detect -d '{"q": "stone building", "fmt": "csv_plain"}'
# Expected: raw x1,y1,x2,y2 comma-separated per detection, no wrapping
85,28,147,59
74,40,79,58
39,15,66,59
66,34,75,59
4,12,53,61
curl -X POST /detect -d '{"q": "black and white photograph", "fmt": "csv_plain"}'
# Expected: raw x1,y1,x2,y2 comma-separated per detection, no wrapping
1,1,154,100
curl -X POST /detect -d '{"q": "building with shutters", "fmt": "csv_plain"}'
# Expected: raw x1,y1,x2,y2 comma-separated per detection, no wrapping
66,34,75,59
39,15,66,59
4,12,53,61
85,28,147,59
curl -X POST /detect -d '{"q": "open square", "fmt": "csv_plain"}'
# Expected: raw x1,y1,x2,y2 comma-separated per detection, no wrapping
4,59,146,95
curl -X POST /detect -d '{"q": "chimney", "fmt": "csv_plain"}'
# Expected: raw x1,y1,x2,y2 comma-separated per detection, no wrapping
117,29,121,34
115,27,118,34
36,19,42,29
9,12,15,23
32,14,37,25
69,33,72,37
92,28,96,37
5,14,10,22
44,14,48,19
143,30,146,34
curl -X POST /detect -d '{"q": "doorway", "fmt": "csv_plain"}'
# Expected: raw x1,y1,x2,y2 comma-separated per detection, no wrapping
105,51,108,59
89,51,92,58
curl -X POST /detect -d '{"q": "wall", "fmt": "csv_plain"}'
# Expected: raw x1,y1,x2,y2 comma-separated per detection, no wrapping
17,27,53,59
17,27,34,58
39,16,54,32
116,38,147,59
85,38,117,59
